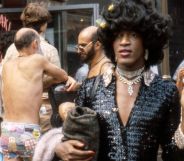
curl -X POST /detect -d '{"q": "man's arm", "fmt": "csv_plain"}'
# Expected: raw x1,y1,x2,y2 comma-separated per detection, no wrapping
43,57,68,84
42,57,77,91
173,68,184,149
43,76,58,90
174,89,184,149
42,46,61,89
176,69,184,133
180,89,184,134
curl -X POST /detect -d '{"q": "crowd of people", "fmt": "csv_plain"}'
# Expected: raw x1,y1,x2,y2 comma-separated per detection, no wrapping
1,0,184,161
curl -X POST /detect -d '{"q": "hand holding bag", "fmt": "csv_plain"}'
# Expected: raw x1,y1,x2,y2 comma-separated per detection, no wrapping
62,106,100,161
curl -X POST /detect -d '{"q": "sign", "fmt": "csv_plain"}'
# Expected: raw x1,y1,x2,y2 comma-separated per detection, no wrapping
2,0,26,8
0,14,11,31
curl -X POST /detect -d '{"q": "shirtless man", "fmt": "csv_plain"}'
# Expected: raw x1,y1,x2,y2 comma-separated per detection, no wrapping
0,28,76,161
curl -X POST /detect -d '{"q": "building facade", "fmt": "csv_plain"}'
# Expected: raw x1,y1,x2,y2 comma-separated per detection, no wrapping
0,0,183,80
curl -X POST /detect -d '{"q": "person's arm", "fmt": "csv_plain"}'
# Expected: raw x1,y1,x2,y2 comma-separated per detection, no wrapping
176,69,184,95
58,102,75,121
43,76,58,90
174,88,184,150
42,57,77,91
42,46,61,89
181,90,184,134
174,69,184,149
43,59,68,83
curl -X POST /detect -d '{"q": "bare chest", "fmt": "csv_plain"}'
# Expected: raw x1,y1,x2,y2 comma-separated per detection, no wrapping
116,81,140,127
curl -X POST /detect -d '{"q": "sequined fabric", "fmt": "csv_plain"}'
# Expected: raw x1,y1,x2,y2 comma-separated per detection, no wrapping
75,74,184,161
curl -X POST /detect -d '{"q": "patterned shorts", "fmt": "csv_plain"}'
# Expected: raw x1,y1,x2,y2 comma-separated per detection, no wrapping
0,121,41,159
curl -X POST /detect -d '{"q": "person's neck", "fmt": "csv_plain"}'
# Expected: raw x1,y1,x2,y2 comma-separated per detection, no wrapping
39,32,45,39
18,50,31,57
90,51,105,69
116,65,145,80
117,63,145,72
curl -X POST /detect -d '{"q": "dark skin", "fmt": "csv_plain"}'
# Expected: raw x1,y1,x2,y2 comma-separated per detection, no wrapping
55,30,146,161
116,76,141,127
55,140,95,161
55,30,184,160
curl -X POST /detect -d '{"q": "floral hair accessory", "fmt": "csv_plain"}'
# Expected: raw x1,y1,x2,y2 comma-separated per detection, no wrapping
108,4,115,12
96,18,108,29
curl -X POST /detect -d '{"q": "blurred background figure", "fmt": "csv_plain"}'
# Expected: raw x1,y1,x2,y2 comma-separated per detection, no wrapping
0,30,16,124
75,26,112,78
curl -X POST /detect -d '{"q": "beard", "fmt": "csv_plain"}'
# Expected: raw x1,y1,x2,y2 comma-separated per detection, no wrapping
83,46,95,64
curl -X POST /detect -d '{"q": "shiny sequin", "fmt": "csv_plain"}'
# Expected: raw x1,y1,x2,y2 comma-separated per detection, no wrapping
75,74,182,161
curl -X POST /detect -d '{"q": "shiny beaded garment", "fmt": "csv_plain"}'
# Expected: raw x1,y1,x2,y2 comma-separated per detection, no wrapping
75,70,184,161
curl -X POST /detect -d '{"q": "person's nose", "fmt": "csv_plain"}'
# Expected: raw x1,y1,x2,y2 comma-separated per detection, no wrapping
77,48,80,54
77,49,84,57
119,34,130,45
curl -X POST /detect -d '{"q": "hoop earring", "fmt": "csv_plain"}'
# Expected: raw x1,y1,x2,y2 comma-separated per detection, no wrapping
144,50,148,61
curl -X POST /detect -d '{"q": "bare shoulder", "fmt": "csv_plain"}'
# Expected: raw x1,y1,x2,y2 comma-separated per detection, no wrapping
101,61,114,74
31,54,48,63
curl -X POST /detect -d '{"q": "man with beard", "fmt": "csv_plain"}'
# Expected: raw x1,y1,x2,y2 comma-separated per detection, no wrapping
75,26,112,80
59,26,113,120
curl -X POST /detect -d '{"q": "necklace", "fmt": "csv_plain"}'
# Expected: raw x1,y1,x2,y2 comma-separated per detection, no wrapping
90,55,105,70
116,67,144,96
116,66,145,79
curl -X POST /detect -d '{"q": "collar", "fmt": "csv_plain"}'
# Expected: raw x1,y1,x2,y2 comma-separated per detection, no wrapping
102,66,156,87
39,35,45,41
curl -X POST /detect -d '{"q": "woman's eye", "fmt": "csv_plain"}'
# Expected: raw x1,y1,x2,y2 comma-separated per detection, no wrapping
117,33,123,39
131,32,137,38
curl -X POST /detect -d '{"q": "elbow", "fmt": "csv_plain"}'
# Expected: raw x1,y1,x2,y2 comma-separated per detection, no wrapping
57,73,68,83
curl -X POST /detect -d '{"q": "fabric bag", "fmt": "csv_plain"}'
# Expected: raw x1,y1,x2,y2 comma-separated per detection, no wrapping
62,106,100,161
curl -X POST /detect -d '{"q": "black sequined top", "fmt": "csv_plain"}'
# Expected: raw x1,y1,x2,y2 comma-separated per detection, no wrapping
75,74,183,161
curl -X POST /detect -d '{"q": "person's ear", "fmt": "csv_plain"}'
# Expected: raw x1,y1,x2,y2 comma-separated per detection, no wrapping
94,41,101,49
31,39,38,50
40,23,48,33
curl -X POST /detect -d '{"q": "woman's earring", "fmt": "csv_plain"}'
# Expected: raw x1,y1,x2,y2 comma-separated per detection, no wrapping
144,50,148,61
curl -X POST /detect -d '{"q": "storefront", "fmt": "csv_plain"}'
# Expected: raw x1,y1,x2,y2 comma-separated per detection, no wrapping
0,0,183,80
0,0,99,77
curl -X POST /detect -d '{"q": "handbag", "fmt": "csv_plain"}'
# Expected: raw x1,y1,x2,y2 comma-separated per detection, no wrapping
62,106,99,161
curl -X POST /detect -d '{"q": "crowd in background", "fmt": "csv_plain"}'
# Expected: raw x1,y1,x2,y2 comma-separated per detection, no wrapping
0,1,184,161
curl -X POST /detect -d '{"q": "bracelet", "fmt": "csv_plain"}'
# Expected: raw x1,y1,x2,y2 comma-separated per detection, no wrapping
174,124,184,149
